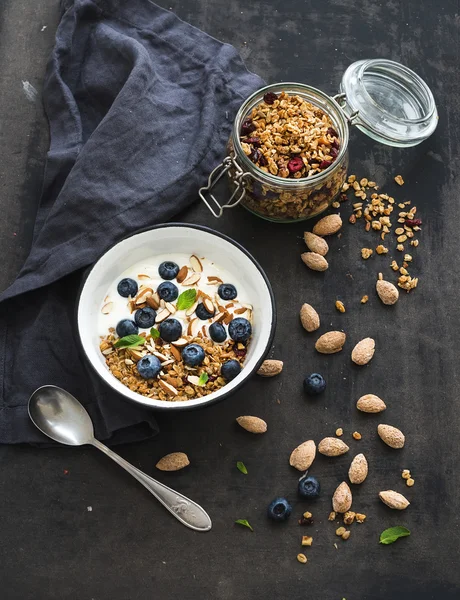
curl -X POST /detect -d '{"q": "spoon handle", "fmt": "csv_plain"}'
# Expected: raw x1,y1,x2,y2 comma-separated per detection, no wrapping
91,439,212,532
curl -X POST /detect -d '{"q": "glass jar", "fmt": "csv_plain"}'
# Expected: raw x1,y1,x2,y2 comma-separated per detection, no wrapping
199,59,438,223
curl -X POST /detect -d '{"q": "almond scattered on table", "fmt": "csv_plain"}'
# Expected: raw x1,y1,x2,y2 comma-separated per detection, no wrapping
376,276,399,305
356,394,386,413
312,214,343,236
300,303,320,332
318,437,349,456
301,252,329,272
332,482,353,513
236,416,267,434
257,359,283,377
315,331,346,354
351,337,375,365
156,452,190,472
379,490,410,510
377,424,405,448
289,440,316,471
304,231,329,256
348,453,368,484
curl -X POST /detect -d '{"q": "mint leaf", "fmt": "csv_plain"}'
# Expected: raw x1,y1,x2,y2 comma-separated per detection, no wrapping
236,461,248,475
198,372,209,386
176,289,197,310
379,526,410,545
235,519,253,531
113,335,145,349
150,327,160,339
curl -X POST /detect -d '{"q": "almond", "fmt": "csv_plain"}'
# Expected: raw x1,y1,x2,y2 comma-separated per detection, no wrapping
377,424,405,448
315,331,346,354
300,303,320,332
155,308,171,323
203,297,215,314
135,287,153,305
158,380,178,396
332,481,352,513
289,440,316,471
101,301,113,314
156,452,190,472
190,254,203,273
182,272,201,286
312,214,343,236
146,292,160,310
318,437,349,456
171,338,188,347
304,232,329,256
356,394,386,413
379,490,410,510
301,252,328,272
257,359,283,377
348,453,369,484
236,416,267,434
351,337,375,365
376,279,399,305
176,265,188,283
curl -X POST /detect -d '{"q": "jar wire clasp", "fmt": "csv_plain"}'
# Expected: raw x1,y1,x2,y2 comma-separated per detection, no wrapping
199,156,249,218
333,93,360,124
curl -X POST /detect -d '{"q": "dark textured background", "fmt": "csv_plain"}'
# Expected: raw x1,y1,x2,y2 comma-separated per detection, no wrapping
0,1,459,599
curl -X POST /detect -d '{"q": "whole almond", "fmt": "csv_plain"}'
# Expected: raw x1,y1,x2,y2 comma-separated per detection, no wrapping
348,453,369,484
236,416,267,434
315,331,346,354
379,490,410,510
351,337,375,365
289,440,316,471
332,481,352,513
318,437,349,457
156,452,190,471
300,303,320,332
301,252,328,272
304,231,329,256
176,265,188,283
257,359,283,377
357,394,386,413
313,214,343,236
378,424,405,448
376,279,399,305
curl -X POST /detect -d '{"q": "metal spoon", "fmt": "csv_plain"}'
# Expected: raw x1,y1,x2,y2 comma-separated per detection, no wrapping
28,385,212,532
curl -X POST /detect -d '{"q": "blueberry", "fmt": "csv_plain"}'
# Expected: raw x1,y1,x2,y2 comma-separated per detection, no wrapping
218,283,238,301
298,475,321,499
182,343,205,367
117,278,138,298
158,261,180,281
303,373,326,395
195,302,215,320
116,319,138,338
157,281,179,302
267,497,292,522
158,319,182,342
228,318,252,342
220,359,241,381
134,307,157,329
137,355,162,379
209,322,227,343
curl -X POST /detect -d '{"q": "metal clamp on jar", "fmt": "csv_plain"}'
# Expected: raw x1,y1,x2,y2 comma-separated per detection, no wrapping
199,59,438,223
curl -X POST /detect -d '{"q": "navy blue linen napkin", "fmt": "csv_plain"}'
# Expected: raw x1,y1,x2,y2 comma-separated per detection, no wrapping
0,0,264,444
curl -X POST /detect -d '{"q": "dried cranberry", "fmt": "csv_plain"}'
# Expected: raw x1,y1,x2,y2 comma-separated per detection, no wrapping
405,218,422,227
330,147,338,158
258,153,268,166
263,91,278,105
287,157,304,173
234,348,247,358
298,515,314,526
249,148,262,163
327,127,338,138
241,118,256,136
209,375,217,382
319,160,333,169
245,137,261,147
332,139,340,150
340,193,348,202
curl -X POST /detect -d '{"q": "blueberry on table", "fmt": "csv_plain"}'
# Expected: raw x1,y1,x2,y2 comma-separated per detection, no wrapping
303,373,326,395
209,322,227,343
117,278,138,298
116,319,138,338
182,343,205,367
157,281,179,302
228,317,252,343
267,497,292,521
220,359,241,381
298,475,321,499
218,283,237,301
134,307,157,329
137,355,162,379
158,261,180,281
195,302,215,320
158,319,182,342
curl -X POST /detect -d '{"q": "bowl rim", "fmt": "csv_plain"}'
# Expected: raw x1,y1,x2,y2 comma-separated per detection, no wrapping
76,222,277,411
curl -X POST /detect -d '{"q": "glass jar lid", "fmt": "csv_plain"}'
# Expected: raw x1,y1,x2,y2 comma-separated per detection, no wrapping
338,59,438,147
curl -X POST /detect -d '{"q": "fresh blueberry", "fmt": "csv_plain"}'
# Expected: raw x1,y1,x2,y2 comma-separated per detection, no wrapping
134,307,157,329
298,475,321,499
209,322,227,343
157,281,179,302
218,283,238,301
158,318,182,342
158,261,180,281
195,302,215,320
116,319,138,338
303,373,326,395
182,343,205,367
228,317,252,342
220,359,241,381
267,497,292,522
137,355,162,379
117,278,138,298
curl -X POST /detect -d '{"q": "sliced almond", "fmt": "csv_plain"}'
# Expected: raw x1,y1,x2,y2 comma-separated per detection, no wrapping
203,297,215,314
207,275,223,285
182,272,201,286
176,265,188,283
211,311,226,324
160,359,175,367
223,311,233,325
137,274,151,280
101,302,114,315
128,349,144,361
233,306,247,315
152,351,168,361
158,380,178,396
135,287,153,305
155,308,171,323
172,338,188,347
146,294,160,310
165,302,176,314
185,300,199,317
190,254,203,273
170,345,182,361
187,318,198,336
187,375,201,386
160,298,166,308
